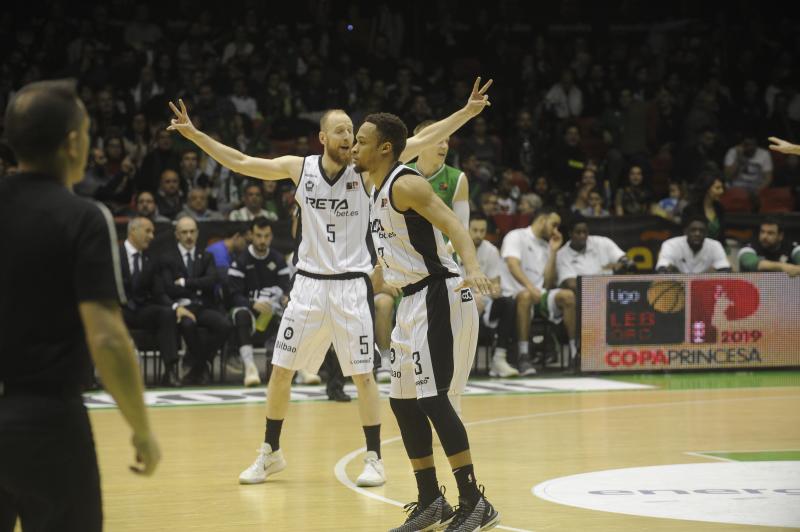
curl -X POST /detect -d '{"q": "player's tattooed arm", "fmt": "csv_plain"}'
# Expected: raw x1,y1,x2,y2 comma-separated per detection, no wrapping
400,77,493,162
168,99,303,183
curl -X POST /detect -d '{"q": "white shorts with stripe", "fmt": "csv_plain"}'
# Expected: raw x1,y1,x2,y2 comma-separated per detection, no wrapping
272,272,375,377
389,275,479,400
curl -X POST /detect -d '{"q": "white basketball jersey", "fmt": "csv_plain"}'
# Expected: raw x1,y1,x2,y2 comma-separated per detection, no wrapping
293,156,374,275
370,164,459,288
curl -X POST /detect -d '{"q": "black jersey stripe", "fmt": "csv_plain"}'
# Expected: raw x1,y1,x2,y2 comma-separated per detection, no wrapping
425,278,454,393
404,211,448,276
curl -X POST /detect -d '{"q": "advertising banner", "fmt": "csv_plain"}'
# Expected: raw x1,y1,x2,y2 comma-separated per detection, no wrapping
580,273,800,371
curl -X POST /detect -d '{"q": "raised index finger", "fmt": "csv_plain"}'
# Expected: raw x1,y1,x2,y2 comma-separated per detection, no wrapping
179,98,188,116
478,78,494,95
168,101,181,117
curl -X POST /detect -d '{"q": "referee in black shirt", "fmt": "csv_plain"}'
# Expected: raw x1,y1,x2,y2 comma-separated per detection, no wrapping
0,80,160,531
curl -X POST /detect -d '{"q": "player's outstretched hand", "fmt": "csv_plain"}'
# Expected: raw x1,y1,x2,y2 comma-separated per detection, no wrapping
130,430,161,476
768,136,800,155
167,99,198,140
456,270,493,297
464,77,493,117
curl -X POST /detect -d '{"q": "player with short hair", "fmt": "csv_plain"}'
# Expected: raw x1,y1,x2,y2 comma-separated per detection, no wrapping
353,104,500,532
557,215,633,292
656,215,732,274
372,119,471,380
500,207,578,375
738,217,800,275
167,78,492,489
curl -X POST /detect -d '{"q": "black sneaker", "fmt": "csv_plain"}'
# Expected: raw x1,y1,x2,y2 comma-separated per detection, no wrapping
389,490,454,532
444,486,500,531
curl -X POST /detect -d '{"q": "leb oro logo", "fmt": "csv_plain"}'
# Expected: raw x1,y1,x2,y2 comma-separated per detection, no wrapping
690,280,760,343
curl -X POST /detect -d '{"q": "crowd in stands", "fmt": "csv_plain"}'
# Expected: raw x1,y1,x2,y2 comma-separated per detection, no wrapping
3,1,799,385
2,1,798,235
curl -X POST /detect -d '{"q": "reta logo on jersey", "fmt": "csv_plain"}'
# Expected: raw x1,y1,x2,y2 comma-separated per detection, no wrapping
305,197,348,211
371,219,396,239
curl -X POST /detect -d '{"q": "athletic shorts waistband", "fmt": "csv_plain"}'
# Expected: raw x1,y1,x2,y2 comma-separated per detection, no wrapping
296,269,369,281
401,272,460,297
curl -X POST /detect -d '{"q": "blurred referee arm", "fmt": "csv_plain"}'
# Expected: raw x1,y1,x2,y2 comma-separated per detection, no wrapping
79,300,161,475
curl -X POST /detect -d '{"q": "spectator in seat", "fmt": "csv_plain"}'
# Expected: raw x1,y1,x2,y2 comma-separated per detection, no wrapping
675,127,725,184
500,207,578,375
229,182,277,221
557,215,633,293
684,173,726,242
179,149,210,191
178,187,224,221
155,169,184,220
652,181,688,224
461,116,502,168
532,175,556,206
137,129,179,193
229,78,259,121
468,214,518,378
228,218,291,387
504,109,536,175
738,218,800,276
120,217,182,387
545,68,583,119
656,215,731,273
571,183,594,216
614,165,653,216
132,190,170,223
206,226,248,274
156,216,232,385
550,124,586,184
587,188,610,217
724,133,774,193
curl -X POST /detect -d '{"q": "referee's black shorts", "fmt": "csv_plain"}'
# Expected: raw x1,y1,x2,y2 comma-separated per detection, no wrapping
0,394,102,532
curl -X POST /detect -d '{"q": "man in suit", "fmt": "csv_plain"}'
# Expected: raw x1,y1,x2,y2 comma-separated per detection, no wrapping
121,216,187,387
157,215,231,385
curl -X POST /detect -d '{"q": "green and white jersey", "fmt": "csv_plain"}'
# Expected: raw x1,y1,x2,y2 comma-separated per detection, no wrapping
407,162,463,208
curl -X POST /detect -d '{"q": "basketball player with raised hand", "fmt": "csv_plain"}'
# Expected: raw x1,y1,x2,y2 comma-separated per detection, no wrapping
166,77,493,489
352,112,500,532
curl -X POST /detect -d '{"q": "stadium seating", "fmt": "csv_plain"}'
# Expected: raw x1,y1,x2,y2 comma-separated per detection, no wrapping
719,187,753,213
759,187,794,213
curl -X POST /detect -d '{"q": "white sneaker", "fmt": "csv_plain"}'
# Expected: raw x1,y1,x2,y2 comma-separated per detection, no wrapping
356,451,386,487
489,355,520,378
295,369,321,385
243,361,261,387
238,443,287,484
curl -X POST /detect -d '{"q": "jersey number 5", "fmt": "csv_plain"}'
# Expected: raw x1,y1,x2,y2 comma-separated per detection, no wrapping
326,224,335,242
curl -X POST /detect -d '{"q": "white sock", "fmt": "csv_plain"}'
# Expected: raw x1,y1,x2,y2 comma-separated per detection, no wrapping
494,347,508,361
569,340,577,358
240,344,255,366
518,341,529,356
380,348,391,366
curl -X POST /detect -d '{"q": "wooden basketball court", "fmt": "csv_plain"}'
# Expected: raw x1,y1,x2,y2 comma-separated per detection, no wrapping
74,375,800,532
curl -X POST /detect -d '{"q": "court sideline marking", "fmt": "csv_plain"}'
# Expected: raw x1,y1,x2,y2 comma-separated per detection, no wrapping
333,392,798,532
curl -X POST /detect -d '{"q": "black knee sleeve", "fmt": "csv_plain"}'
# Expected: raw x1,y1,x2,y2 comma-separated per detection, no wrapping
389,398,433,459
417,393,470,457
